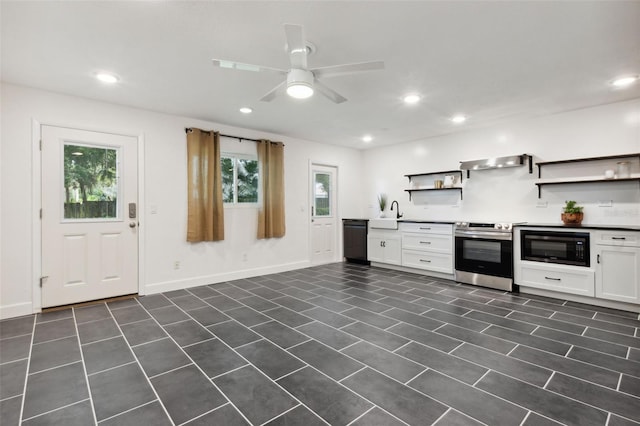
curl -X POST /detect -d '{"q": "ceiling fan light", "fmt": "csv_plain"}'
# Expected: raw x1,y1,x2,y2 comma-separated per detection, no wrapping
287,83,314,99
286,69,314,99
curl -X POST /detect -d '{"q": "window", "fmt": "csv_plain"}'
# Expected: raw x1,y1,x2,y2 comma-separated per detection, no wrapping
221,154,259,204
63,143,119,219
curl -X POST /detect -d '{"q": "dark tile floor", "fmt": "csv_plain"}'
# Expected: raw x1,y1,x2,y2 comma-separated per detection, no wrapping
1,263,639,425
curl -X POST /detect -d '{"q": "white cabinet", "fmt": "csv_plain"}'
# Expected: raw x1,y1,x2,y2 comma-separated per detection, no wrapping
518,262,595,297
400,222,453,274
513,226,595,297
595,231,640,304
368,229,402,265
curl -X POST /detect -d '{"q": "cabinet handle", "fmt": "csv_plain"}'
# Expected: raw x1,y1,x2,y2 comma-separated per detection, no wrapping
381,241,386,248
597,254,600,264
419,241,432,244
419,259,432,263
611,237,626,240
420,227,431,230
544,276,561,281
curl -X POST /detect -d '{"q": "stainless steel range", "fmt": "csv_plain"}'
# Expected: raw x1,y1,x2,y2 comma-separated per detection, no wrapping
454,222,516,291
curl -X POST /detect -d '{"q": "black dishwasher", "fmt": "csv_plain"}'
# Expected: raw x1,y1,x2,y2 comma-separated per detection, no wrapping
342,219,369,264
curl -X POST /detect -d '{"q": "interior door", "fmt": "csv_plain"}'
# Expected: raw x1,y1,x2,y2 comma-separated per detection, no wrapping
41,125,138,308
310,164,338,264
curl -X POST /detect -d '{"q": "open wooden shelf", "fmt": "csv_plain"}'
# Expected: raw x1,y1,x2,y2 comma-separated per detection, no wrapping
404,187,463,201
404,170,463,182
535,153,640,198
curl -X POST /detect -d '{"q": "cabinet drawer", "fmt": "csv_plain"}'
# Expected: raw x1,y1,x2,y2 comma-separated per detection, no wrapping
596,231,639,247
518,263,594,297
402,249,453,274
402,233,452,253
400,222,452,235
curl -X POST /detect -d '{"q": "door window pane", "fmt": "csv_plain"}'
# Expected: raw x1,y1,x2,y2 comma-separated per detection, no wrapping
314,172,331,216
63,144,119,219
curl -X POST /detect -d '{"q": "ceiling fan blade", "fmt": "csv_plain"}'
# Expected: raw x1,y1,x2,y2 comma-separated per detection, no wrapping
212,59,286,75
311,61,385,78
314,79,347,104
259,80,286,102
284,23,307,69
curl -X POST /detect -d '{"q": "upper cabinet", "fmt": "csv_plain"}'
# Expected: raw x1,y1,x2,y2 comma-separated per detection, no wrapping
404,170,463,201
535,153,640,198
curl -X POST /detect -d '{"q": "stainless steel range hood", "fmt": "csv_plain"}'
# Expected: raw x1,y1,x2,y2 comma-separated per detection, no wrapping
460,154,531,172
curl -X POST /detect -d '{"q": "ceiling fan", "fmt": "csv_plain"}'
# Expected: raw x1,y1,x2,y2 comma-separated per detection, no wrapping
212,24,384,104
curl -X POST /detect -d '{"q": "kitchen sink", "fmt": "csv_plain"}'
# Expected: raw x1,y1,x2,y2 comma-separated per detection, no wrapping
369,218,398,229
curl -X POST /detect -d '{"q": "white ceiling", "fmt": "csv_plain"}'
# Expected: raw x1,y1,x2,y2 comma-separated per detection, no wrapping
2,1,639,149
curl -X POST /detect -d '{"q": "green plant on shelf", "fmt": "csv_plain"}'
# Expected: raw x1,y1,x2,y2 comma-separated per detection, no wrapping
563,200,583,214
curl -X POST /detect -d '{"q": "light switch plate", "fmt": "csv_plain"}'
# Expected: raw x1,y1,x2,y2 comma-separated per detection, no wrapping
598,200,613,207
536,201,548,208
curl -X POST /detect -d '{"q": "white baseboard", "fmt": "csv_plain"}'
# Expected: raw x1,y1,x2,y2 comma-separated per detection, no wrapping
518,286,640,314
0,302,34,320
143,260,312,295
370,262,456,282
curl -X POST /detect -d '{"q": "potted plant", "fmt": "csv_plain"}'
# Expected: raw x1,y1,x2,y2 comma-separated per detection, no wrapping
561,200,584,225
377,194,387,218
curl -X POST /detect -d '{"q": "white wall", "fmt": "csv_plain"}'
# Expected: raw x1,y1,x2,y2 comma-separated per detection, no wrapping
2,83,639,320
0,83,365,319
363,99,640,225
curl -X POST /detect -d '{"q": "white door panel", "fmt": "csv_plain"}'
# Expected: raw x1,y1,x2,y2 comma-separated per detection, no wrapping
41,126,138,307
310,164,338,264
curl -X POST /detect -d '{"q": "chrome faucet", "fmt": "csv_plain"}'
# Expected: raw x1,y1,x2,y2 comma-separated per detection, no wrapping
390,200,403,219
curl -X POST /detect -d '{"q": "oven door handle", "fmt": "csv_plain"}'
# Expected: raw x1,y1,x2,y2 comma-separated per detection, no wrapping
455,230,512,240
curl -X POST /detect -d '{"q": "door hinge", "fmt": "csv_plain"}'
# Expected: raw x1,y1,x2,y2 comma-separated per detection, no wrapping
39,139,42,151
39,209,42,219
39,276,48,287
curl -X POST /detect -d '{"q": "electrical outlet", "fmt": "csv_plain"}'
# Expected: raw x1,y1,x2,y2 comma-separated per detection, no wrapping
536,201,548,208
598,200,613,207
173,261,180,270
242,253,248,262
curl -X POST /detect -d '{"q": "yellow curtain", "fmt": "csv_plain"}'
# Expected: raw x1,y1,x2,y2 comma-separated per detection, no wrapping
186,129,224,242
257,140,286,239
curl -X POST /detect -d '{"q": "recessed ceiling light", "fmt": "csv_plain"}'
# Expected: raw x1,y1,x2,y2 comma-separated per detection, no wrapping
403,94,421,104
362,135,373,143
95,72,119,84
239,107,253,114
451,115,467,124
611,75,638,88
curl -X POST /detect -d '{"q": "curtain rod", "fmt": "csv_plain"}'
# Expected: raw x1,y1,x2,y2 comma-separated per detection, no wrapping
184,127,261,143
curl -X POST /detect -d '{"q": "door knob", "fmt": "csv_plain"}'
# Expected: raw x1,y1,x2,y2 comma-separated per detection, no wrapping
129,222,137,228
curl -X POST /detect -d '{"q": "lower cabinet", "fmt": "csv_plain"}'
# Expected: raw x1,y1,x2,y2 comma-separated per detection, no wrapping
595,231,640,304
402,249,453,274
517,262,595,297
368,233,402,265
400,222,454,274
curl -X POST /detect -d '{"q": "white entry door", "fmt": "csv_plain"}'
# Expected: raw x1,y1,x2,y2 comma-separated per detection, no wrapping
310,164,338,264
41,125,139,308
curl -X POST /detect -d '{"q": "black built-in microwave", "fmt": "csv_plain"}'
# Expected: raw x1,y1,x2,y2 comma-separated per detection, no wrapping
520,230,590,267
